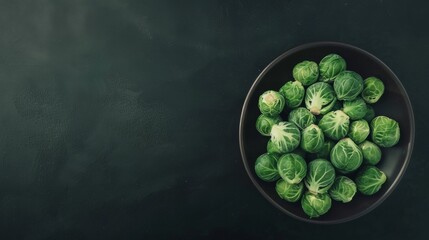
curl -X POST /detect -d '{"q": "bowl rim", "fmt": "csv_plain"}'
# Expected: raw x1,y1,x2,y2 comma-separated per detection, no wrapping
238,41,415,224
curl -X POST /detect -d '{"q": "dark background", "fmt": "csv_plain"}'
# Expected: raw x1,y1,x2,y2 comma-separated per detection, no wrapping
0,0,427,239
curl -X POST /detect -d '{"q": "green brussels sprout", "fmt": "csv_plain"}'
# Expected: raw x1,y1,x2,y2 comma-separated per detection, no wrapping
269,152,281,162
371,116,400,147
342,97,367,120
316,140,335,159
256,114,282,136
279,81,305,109
288,107,316,130
355,166,387,195
362,77,385,104
328,176,357,203
318,110,350,140
348,120,370,144
270,121,301,153
333,71,364,101
258,90,285,116
293,61,319,86
301,124,325,153
359,140,382,165
363,105,376,122
267,140,282,154
254,153,280,182
305,82,336,115
277,153,307,184
301,192,332,218
304,159,336,195
276,179,304,202
319,54,347,82
330,138,363,174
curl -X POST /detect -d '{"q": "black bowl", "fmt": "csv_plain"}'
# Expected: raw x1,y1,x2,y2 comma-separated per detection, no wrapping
239,42,415,224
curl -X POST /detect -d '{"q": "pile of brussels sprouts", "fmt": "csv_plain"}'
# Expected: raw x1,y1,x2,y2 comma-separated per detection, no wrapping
254,54,400,218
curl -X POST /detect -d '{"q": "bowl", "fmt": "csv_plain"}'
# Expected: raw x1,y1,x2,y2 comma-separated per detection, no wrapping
239,42,415,224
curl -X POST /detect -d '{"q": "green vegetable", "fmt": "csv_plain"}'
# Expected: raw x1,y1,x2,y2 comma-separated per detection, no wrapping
267,140,282,154
333,71,364,101
329,176,357,203
254,153,280,182
363,105,376,122
316,140,335,159
355,166,387,195
304,159,336,195
277,153,307,184
342,97,367,120
276,179,304,202
258,90,285,116
318,110,350,140
301,192,332,218
362,77,385,104
293,61,319,86
288,107,316,130
330,138,363,174
371,116,400,147
270,122,301,153
256,114,282,136
348,120,370,144
301,124,325,153
279,81,305,109
305,82,336,115
269,153,281,163
319,54,347,82
254,56,398,217
359,140,382,165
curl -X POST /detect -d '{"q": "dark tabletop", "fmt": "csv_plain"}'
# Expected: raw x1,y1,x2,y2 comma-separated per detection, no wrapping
0,0,428,239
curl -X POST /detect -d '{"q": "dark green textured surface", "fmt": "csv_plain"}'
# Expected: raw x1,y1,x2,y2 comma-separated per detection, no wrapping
0,0,427,239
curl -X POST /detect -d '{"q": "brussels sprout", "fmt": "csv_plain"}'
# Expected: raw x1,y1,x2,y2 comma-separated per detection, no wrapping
318,110,350,140
301,124,325,153
320,98,338,115
305,82,336,115
258,90,285,116
371,116,400,147
329,176,357,203
279,81,305,109
363,105,376,122
256,114,282,136
288,107,316,130
333,71,364,101
301,192,332,218
355,166,387,195
293,61,319,86
362,77,385,104
330,138,363,174
254,153,280,182
304,159,336,195
270,122,301,153
342,97,367,120
359,140,382,165
267,140,282,154
316,140,335,159
277,153,307,184
319,54,347,82
348,120,370,144
276,179,304,202
269,152,281,162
